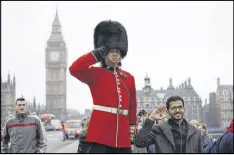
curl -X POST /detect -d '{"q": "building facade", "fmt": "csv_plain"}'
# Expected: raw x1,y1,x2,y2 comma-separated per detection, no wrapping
26,97,47,116
1,74,16,127
45,10,67,121
201,93,220,128
137,75,202,122
216,78,233,129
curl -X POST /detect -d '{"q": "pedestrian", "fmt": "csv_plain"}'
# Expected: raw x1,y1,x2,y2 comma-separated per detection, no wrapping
136,110,155,153
69,20,137,153
77,118,91,153
1,97,47,153
131,111,148,153
216,119,233,153
61,121,67,141
135,95,203,153
190,119,200,128
204,119,233,153
81,118,87,128
198,123,213,149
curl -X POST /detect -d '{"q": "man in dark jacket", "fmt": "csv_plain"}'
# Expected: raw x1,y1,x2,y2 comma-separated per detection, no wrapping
205,120,233,153
135,95,203,153
217,120,233,153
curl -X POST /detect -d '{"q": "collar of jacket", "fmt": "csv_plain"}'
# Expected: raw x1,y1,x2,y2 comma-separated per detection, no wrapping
15,111,30,118
168,118,186,127
159,118,198,150
103,65,120,71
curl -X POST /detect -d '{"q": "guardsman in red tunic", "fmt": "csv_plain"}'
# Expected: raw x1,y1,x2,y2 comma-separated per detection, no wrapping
69,20,137,153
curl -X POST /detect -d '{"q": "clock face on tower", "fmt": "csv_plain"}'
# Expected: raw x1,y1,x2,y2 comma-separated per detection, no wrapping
50,51,60,62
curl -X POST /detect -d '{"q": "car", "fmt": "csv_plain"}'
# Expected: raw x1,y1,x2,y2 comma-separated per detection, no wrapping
51,119,61,131
65,120,82,139
45,123,56,131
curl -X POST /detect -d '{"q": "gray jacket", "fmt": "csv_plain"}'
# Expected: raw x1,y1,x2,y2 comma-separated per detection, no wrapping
1,111,48,153
202,131,212,149
135,118,203,153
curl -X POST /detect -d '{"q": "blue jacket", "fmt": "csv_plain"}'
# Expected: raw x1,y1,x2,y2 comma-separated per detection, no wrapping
204,131,233,153
218,131,233,153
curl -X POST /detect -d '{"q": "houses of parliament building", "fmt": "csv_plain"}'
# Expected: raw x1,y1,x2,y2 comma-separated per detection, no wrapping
137,75,202,122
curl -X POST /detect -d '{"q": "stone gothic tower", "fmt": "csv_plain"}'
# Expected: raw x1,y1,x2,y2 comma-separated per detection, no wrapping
1,73,16,126
45,10,67,121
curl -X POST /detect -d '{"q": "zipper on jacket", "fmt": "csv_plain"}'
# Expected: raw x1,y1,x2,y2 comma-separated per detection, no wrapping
179,124,182,153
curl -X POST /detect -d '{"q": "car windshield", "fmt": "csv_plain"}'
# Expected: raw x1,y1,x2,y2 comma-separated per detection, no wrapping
66,122,81,128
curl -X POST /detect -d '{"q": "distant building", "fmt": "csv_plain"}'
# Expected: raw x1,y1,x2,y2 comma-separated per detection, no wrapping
84,109,92,119
26,97,47,116
202,78,233,129
201,93,219,128
67,109,82,120
216,78,233,129
201,99,209,124
1,74,16,127
137,75,202,122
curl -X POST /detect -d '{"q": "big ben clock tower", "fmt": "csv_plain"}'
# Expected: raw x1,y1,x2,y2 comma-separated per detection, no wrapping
45,10,67,121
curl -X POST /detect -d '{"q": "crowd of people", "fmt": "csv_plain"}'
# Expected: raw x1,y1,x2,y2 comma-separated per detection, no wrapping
75,96,233,154
1,97,233,153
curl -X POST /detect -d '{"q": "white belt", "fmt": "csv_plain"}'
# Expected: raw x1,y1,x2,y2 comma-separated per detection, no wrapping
93,105,128,116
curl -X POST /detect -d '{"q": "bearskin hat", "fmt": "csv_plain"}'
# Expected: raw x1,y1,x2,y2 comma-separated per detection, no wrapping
94,20,128,58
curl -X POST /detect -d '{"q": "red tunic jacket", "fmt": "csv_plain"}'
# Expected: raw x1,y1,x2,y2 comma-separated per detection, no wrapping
69,52,137,148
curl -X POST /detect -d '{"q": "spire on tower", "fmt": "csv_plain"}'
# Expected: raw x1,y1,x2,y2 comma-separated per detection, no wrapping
33,96,37,111
7,72,10,83
33,96,36,104
167,78,175,89
13,74,15,83
144,73,151,88
53,4,61,26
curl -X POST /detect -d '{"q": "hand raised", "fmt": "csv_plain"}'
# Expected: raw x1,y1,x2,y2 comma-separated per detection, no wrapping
96,46,109,57
91,46,109,62
149,104,166,121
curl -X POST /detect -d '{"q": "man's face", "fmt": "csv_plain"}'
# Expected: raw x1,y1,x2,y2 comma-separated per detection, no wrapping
16,100,27,113
105,49,121,66
168,100,185,121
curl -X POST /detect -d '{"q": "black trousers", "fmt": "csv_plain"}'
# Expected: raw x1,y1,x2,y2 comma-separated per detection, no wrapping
88,142,132,153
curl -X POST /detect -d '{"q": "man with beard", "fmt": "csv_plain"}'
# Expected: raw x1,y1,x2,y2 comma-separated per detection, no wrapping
69,20,137,153
135,95,203,153
2,97,47,153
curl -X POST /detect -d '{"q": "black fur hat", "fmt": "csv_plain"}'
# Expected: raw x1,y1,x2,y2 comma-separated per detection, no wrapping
94,20,128,58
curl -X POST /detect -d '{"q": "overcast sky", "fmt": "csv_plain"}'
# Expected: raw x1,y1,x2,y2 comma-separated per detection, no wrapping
2,1,233,114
